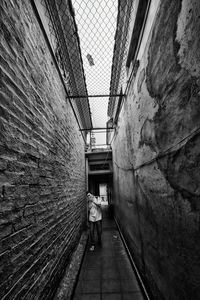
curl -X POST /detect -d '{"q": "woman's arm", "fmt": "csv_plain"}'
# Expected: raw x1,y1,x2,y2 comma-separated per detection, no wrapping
93,196,102,207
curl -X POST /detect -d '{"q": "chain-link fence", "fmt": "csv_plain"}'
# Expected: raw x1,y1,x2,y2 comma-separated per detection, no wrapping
73,0,118,149
38,0,133,149
108,0,134,119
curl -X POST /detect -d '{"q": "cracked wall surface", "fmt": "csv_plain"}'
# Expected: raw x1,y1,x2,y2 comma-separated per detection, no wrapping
0,1,86,299
112,0,200,299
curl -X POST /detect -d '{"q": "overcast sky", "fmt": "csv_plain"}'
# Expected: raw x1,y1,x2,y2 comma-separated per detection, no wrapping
73,0,118,145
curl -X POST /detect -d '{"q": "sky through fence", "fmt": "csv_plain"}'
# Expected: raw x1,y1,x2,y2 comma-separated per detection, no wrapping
72,0,118,146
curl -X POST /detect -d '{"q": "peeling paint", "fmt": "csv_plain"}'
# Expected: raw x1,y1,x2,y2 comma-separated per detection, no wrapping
139,118,157,152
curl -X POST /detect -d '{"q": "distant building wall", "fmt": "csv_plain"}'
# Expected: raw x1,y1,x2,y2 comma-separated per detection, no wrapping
112,0,200,299
0,1,87,299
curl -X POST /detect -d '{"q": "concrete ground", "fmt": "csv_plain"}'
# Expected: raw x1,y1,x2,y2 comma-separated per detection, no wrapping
72,206,146,300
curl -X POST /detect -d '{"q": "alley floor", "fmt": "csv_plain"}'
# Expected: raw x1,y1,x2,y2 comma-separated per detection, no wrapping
72,205,146,300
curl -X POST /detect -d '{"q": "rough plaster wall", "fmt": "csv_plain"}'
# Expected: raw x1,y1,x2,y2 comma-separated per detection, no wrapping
112,0,200,299
0,1,86,299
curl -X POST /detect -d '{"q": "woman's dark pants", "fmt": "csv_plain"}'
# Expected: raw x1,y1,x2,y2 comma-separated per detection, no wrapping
89,220,102,245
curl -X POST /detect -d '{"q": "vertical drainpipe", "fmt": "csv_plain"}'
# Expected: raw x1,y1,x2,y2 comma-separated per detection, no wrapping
89,130,92,150
85,157,89,191
85,156,89,224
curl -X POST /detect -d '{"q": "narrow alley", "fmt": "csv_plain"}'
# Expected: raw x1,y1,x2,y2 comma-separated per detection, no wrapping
71,205,147,300
1,0,200,300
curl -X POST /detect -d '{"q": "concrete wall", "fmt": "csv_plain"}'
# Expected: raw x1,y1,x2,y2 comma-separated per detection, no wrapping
112,0,200,299
0,1,86,299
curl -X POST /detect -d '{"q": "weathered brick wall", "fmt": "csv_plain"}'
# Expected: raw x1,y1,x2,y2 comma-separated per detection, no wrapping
0,1,87,299
112,0,200,299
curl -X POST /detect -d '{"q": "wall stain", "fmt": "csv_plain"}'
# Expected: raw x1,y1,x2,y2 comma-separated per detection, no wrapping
146,0,182,100
157,133,200,211
139,118,157,152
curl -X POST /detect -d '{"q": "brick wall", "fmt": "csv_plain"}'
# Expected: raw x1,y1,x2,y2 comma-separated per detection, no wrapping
112,0,200,299
0,1,87,299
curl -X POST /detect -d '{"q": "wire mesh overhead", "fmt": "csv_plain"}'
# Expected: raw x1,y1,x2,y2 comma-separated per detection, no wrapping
39,0,132,147
108,0,134,118
72,0,117,96
72,0,118,133
41,0,92,130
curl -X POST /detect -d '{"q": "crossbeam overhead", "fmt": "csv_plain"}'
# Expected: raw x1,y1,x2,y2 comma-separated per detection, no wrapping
67,94,125,99
79,127,114,131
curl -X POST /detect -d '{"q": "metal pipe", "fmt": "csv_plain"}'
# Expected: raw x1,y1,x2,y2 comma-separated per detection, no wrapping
79,127,114,131
67,94,124,99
